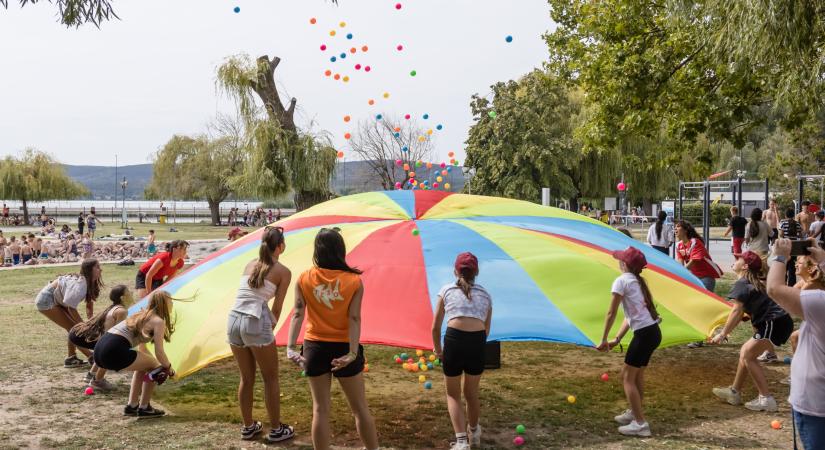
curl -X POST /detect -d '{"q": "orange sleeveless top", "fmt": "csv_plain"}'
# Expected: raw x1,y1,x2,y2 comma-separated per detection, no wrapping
298,267,362,342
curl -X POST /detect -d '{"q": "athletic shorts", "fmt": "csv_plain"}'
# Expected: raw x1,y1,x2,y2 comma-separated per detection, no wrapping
442,327,486,377
301,340,365,378
135,271,163,291
35,285,56,311
625,323,662,368
68,329,98,350
753,314,794,347
93,333,137,372
226,310,274,348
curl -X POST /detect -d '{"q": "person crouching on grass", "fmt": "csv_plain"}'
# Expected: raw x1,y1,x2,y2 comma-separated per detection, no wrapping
710,251,792,412
431,252,492,450
597,246,662,437
93,290,177,418
68,285,132,392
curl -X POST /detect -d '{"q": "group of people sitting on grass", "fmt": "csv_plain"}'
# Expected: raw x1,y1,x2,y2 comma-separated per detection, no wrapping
32,219,824,449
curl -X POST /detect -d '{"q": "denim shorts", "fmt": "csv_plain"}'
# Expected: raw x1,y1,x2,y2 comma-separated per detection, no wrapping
226,310,274,348
35,285,56,311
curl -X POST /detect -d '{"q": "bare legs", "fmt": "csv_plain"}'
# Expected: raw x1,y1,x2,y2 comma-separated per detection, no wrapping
39,306,90,358
732,338,774,396
308,373,378,450
445,374,483,434
622,365,646,423
123,351,161,408
230,342,283,428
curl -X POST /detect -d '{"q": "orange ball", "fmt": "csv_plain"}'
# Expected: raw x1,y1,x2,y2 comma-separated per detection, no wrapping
361,45,369,52
310,17,317,24
324,70,332,77
337,151,344,158
368,99,375,105
344,133,351,139
394,126,401,132
350,47,357,54
427,162,433,169
771,420,782,430
448,151,455,157
333,74,341,80
344,115,351,122
329,30,336,36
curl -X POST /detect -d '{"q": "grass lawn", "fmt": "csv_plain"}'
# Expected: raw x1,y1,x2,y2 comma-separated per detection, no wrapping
0,266,796,449
26,221,236,241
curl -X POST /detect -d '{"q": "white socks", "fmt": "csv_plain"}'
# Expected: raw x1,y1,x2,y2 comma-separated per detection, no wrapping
455,432,468,444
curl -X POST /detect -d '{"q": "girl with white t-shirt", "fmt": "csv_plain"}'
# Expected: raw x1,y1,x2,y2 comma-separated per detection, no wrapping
597,246,662,438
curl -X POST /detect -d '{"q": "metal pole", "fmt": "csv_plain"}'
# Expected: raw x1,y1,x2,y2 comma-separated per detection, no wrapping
764,177,769,209
798,176,805,215
820,178,823,208
703,181,711,250
678,183,684,221
737,177,743,214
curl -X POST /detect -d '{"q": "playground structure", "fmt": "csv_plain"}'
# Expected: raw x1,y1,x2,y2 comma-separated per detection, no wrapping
677,178,769,251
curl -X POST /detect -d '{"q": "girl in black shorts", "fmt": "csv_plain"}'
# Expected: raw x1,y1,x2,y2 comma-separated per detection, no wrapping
598,246,662,437
711,251,792,412
431,252,493,450
94,290,177,418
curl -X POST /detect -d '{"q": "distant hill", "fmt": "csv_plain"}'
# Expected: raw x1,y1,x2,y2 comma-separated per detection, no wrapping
63,161,466,200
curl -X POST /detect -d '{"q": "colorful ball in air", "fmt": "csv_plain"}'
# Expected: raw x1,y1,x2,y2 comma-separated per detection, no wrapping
771,420,782,430
488,111,497,118
450,159,456,164
444,183,451,190
408,171,415,178
342,76,349,82
376,114,383,120
440,162,447,168
84,386,94,395
403,164,410,171
617,182,626,192
395,182,402,189
513,436,525,446
424,381,432,389
516,424,526,434
395,3,402,9
320,44,327,51
324,70,332,77
408,178,415,185
436,176,443,183
394,132,400,138
333,74,341,80
330,56,337,63
427,129,433,135
423,113,429,120
402,146,409,152
350,47,357,54
410,70,417,77
418,375,426,383
404,114,411,120
436,124,443,130
447,166,453,172
426,162,433,169
339,21,346,27
383,92,389,98
397,44,404,51
340,53,347,59
344,115,351,123
355,64,362,70
362,45,369,52
601,373,609,382
337,151,344,158
506,35,513,43
233,6,240,13
346,33,353,40
784,356,792,364
365,66,371,72
344,133,352,140
310,17,317,24
330,30,336,36
368,99,375,105
441,170,448,176
448,151,454,157
395,159,403,166
418,136,425,142
567,395,576,404
412,229,420,236
433,182,439,188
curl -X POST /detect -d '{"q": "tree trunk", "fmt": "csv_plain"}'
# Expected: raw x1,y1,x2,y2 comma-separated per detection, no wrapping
21,198,29,225
294,190,329,212
207,198,222,226
568,196,579,213
642,198,653,216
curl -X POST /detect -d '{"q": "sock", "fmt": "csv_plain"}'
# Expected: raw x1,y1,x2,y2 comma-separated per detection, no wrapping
455,432,468,444
469,424,479,432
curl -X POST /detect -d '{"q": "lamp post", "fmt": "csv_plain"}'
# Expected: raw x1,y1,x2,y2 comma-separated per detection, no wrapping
461,166,476,195
120,177,128,229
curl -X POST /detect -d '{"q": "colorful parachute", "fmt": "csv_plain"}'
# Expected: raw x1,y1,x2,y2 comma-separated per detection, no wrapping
131,191,730,378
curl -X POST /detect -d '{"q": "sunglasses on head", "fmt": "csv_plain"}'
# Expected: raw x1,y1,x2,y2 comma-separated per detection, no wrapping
265,225,284,233
320,227,342,233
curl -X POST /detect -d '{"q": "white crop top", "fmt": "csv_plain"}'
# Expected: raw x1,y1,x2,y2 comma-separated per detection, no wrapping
438,282,492,323
232,275,277,318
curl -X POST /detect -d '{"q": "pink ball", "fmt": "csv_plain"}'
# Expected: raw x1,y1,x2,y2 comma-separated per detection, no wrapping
364,66,371,72
395,159,403,166
617,182,626,191
405,114,411,120
395,3,402,10
84,387,94,396
397,44,404,51
440,162,446,168
355,64,362,70
433,182,439,188
601,373,609,381
514,436,525,446
320,44,327,51
395,182,402,189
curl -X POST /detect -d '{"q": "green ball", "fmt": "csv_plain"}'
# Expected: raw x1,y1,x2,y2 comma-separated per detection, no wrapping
410,70,417,76
412,229,420,236
434,358,440,365
488,111,497,118
300,370,306,377
516,424,526,434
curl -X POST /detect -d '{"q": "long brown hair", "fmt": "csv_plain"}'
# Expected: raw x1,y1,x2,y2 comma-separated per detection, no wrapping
57,259,102,304
313,228,362,274
629,267,659,321
248,226,285,289
70,285,128,341
126,290,176,342
456,267,477,300
744,264,767,292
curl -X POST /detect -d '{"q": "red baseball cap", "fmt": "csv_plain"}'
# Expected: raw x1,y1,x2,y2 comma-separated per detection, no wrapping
611,246,647,272
454,252,479,273
734,250,762,272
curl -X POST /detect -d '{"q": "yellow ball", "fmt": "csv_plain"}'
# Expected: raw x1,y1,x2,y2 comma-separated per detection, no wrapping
444,183,451,189
383,92,390,99
436,176,443,183
567,395,576,404
339,21,346,27
421,364,428,372
428,354,436,361
418,136,426,142
419,375,426,383
427,129,433,135
416,349,424,356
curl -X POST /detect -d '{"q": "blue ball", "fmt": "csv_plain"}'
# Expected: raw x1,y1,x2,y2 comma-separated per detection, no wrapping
447,166,453,172
423,113,429,120
346,33,353,39
340,53,347,59
402,146,409,152
424,381,432,389
436,124,443,130
330,56,337,62
505,35,513,43
427,363,434,369
394,132,400,138
376,114,383,120
784,356,792,364
233,6,240,13
400,353,408,360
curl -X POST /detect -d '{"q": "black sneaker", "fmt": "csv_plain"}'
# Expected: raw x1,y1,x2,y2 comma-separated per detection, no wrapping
265,424,295,443
123,404,139,417
137,404,166,419
64,355,88,368
241,421,263,441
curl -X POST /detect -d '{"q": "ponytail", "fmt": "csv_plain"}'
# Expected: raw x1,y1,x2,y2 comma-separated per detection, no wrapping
249,226,285,289
655,211,666,241
632,272,659,321
70,284,128,342
750,208,763,239
456,267,476,301
745,268,766,293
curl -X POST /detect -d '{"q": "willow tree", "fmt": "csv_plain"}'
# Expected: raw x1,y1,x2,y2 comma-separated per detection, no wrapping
217,54,337,210
0,149,88,224
0,0,117,27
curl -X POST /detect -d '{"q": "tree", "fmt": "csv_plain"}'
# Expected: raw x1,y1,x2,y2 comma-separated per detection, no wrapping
0,0,117,27
348,116,434,190
0,148,88,224
145,128,246,226
217,54,337,210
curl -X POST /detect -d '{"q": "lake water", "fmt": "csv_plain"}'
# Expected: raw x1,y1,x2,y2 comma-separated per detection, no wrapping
0,200,266,210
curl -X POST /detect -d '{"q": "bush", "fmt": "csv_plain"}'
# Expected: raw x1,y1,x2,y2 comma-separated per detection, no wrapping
678,202,732,227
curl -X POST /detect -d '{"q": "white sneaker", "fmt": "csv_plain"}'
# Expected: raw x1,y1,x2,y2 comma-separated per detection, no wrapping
450,442,470,450
614,409,635,425
468,424,482,446
712,386,742,405
618,420,651,437
757,351,778,363
744,395,778,412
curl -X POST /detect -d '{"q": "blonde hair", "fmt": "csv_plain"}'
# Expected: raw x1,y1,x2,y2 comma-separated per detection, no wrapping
125,290,175,342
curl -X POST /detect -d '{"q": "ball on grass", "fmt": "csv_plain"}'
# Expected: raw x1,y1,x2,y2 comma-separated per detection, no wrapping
424,381,432,389
416,349,424,356
419,375,426,383
771,420,782,430
784,356,792,364
84,386,94,396
513,436,525,446
601,373,609,382
429,354,436,361
567,395,576,404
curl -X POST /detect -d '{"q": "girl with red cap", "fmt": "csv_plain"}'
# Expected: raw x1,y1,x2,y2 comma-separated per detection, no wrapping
711,250,792,412
597,246,661,437
431,252,493,450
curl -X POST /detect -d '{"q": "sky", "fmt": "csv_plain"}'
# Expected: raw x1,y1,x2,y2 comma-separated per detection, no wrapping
0,0,554,166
